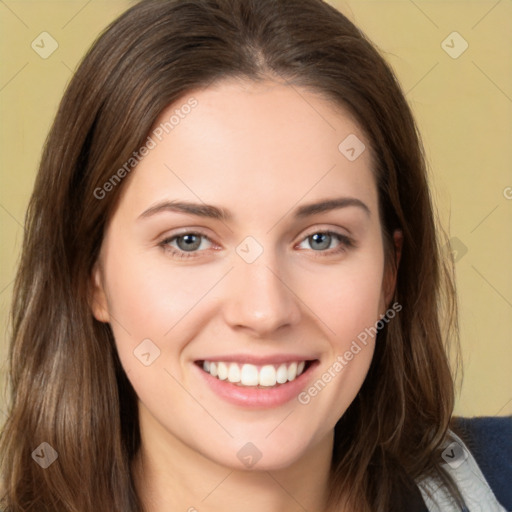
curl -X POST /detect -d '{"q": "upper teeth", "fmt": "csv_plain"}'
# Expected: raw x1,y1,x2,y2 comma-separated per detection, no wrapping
202,361,306,387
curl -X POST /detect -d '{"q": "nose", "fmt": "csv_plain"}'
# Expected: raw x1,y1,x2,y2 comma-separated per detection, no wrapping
221,255,302,337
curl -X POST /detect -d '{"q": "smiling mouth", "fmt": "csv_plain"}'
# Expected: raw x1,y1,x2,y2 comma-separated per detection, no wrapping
195,360,316,388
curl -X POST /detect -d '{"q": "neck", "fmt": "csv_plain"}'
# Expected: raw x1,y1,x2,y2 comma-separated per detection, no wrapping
132,409,336,512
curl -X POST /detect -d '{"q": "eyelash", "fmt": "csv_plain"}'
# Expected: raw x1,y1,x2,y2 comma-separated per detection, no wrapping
158,229,355,260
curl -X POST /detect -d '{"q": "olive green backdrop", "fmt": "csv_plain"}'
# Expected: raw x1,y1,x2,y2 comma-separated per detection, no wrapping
1,0,511,421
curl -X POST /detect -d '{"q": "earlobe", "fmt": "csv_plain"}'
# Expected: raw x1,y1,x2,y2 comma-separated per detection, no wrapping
90,262,110,323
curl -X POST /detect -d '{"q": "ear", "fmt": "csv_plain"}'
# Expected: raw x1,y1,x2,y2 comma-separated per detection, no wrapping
382,229,403,307
90,261,110,323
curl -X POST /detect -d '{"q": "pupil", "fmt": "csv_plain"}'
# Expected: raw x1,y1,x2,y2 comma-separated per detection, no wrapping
311,233,330,250
179,234,200,251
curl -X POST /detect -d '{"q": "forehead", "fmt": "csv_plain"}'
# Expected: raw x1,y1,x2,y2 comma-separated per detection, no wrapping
118,79,378,220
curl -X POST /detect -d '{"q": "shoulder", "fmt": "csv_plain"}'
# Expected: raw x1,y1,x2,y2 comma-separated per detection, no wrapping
451,415,512,510
416,415,511,512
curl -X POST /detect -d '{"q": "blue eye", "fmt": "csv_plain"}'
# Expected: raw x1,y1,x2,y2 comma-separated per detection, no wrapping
174,233,203,251
160,233,213,258
159,229,354,260
298,231,354,254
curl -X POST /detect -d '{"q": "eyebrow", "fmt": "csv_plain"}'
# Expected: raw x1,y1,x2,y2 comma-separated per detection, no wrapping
137,197,371,222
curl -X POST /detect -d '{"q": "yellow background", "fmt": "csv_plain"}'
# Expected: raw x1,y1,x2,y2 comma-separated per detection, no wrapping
0,0,511,420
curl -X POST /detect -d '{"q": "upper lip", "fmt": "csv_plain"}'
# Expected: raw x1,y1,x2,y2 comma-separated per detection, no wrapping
196,354,318,365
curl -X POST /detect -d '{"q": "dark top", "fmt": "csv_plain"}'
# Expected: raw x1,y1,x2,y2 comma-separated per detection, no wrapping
452,415,512,510
408,415,512,511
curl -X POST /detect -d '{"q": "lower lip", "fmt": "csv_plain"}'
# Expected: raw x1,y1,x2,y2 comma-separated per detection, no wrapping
194,361,318,408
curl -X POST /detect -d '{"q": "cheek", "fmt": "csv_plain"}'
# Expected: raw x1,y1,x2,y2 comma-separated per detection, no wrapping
298,294,381,434
102,254,216,416
101,243,220,376
297,247,384,412
104,243,216,328
304,252,385,345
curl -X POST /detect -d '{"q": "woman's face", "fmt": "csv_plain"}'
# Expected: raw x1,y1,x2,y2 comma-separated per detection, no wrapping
92,79,396,471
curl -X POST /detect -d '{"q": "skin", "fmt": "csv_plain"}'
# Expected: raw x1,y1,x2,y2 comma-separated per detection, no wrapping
91,78,401,512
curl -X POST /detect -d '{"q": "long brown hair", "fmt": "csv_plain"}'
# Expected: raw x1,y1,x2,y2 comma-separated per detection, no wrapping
0,0,461,510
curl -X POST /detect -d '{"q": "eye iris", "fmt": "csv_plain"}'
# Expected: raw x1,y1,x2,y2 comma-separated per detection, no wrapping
177,234,201,251
173,233,337,253
310,233,331,250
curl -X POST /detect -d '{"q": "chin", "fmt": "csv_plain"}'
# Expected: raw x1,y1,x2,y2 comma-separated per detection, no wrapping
199,430,320,472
